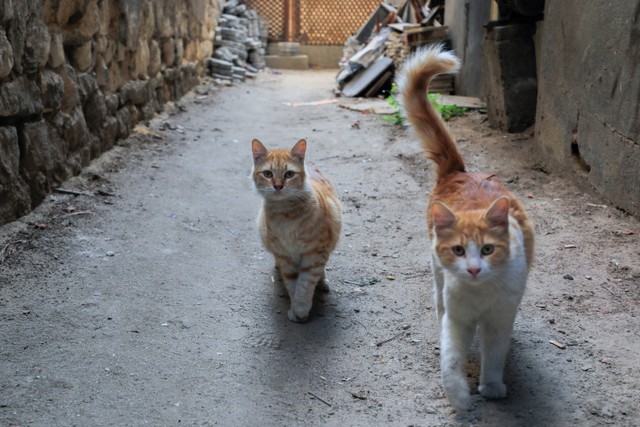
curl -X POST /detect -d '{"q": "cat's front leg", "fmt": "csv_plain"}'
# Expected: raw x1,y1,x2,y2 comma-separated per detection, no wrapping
431,257,445,327
440,314,475,410
272,263,282,283
287,259,326,323
277,262,299,306
316,269,330,293
478,310,517,399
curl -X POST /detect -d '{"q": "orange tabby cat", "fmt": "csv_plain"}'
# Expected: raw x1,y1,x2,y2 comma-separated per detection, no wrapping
397,45,535,409
251,138,342,323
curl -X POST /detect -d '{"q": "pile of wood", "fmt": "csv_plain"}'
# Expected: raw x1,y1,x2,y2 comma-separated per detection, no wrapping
207,0,268,81
337,0,453,97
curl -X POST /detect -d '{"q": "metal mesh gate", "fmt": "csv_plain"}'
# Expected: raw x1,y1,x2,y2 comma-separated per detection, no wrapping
243,0,381,45
244,0,287,41
298,0,381,45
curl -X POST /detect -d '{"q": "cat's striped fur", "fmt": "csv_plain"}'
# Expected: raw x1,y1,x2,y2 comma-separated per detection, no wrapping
397,45,535,409
251,139,342,323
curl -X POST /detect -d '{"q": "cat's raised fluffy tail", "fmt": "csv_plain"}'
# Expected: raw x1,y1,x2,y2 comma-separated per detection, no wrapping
397,45,465,178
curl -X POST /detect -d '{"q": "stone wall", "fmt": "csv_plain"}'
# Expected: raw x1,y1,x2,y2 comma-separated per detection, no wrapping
0,0,223,225
534,1,640,215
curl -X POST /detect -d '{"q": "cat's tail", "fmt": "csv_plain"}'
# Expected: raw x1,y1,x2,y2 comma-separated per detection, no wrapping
396,44,465,178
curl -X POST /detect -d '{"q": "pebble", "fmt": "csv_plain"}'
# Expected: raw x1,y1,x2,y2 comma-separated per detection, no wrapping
106,251,115,257
563,274,574,280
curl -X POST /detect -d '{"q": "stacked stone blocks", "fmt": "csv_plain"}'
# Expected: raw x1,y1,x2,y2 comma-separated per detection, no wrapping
0,0,222,225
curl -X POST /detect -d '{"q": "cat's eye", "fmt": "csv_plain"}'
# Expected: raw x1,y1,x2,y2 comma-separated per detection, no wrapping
481,245,495,256
452,245,465,256
262,171,273,178
284,171,295,179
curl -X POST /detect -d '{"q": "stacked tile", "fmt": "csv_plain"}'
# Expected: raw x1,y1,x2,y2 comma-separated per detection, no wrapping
207,58,234,79
209,1,267,80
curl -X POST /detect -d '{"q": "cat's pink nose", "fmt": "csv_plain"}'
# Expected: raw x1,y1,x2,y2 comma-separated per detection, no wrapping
467,267,481,277
274,184,283,191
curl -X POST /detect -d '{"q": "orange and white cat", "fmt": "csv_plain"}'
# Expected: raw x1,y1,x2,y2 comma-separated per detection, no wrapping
397,46,535,409
251,138,342,323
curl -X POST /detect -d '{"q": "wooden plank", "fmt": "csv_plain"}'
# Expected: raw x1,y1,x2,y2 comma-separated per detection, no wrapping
409,0,424,22
435,95,486,109
354,4,399,44
427,74,455,94
421,5,440,25
388,23,420,33
405,25,449,46
404,25,447,35
364,70,393,97
341,56,394,97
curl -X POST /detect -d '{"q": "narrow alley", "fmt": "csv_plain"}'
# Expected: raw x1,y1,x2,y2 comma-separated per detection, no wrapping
1,70,639,426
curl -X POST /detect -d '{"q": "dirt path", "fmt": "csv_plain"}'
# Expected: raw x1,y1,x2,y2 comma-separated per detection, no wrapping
1,70,639,426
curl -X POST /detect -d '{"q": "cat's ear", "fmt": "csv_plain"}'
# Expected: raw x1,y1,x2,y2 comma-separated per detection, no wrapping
252,139,268,164
431,201,456,232
486,197,510,229
291,139,307,162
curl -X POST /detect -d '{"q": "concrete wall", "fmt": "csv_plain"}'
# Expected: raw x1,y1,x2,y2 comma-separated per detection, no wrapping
300,45,342,69
266,43,342,69
483,23,538,133
0,0,223,225
444,0,491,98
534,0,640,215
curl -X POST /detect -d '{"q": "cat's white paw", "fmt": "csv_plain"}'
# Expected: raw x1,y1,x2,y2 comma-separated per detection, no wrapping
287,307,309,323
445,392,472,411
443,380,472,410
478,382,507,399
288,298,312,323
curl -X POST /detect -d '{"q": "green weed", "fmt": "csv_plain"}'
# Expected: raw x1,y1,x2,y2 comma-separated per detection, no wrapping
384,82,467,125
383,83,405,126
427,93,468,121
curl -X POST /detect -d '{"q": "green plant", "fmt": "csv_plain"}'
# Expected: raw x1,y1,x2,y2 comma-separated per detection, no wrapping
427,93,468,121
384,83,467,126
383,83,405,126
